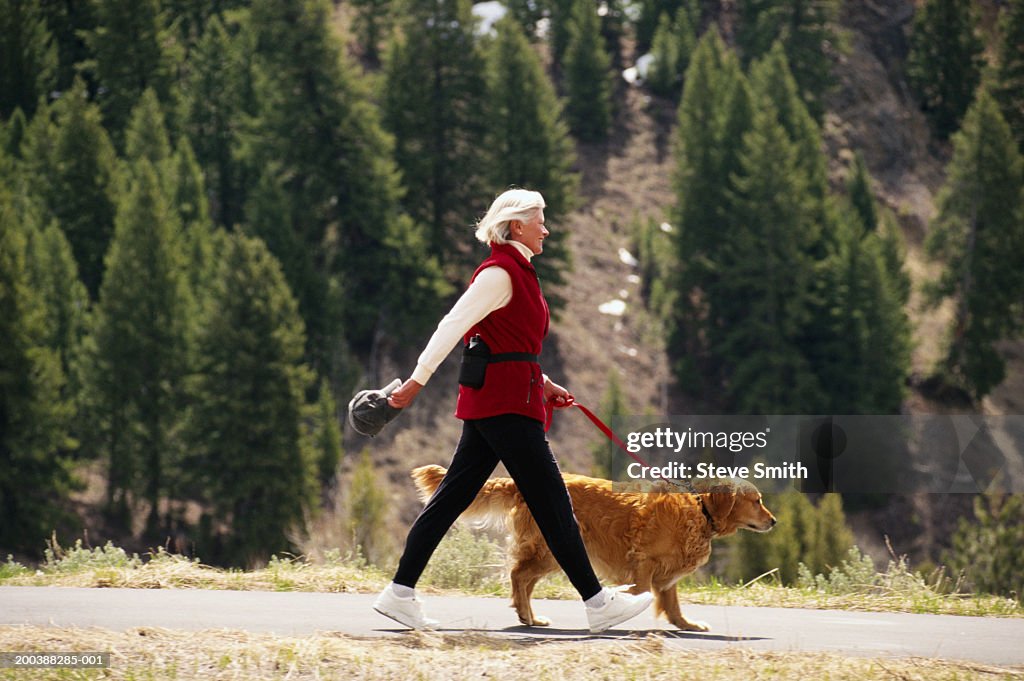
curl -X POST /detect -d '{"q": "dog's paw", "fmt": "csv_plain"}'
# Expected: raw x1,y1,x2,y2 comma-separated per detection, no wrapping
677,619,711,632
518,614,551,627
530,614,551,627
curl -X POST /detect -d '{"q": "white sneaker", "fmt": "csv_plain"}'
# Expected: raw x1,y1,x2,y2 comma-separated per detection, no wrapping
372,584,440,630
585,585,654,633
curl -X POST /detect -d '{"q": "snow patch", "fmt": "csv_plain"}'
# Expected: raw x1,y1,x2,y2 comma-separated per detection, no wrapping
599,299,627,316
623,53,655,85
472,1,507,36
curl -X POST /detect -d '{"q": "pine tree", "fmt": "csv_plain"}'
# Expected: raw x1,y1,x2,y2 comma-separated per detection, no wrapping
672,3,699,88
310,379,343,490
635,0,696,53
646,5,698,100
245,0,446,372
161,0,246,45
171,137,210,237
716,100,824,414
381,0,488,262
947,493,1024,598
347,450,389,565
647,13,680,98
0,198,76,555
925,91,1024,399
839,156,913,411
6,94,55,207
736,0,838,122
24,220,87,475
993,0,1024,149
0,0,58,119
633,215,675,315
847,152,877,233
171,136,216,295
483,17,576,309
350,0,392,66
83,0,178,146
186,232,316,567
2,107,27,160
813,494,855,573
25,222,89,383
564,0,613,142
669,31,751,393
846,152,911,305
77,160,192,536
748,42,828,227
906,0,985,139
181,15,252,230
591,371,626,478
810,208,911,414
598,0,627,75
124,88,172,172
20,78,118,298
37,0,96,92
548,0,575,66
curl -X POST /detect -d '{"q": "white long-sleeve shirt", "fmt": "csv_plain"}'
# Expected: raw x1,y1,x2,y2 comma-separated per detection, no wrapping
411,241,535,386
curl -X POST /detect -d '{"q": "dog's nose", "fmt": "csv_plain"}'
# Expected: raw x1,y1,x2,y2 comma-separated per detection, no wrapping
770,517,777,526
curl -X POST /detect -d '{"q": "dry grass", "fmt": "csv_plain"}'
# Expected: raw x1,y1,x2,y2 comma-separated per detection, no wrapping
680,580,1022,619
3,538,1020,620
1,625,1021,681
0,543,389,594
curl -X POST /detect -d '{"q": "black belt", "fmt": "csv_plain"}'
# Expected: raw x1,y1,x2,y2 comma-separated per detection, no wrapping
489,352,539,363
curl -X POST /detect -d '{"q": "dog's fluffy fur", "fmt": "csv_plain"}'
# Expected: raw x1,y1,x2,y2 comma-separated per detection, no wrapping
411,465,776,631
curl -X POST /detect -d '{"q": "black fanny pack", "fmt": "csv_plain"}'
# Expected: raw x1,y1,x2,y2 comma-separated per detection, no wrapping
458,335,539,389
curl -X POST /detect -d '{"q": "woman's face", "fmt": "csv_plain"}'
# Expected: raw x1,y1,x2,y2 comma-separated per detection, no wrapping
511,209,549,255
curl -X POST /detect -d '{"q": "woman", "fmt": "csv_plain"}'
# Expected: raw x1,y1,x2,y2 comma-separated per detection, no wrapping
373,189,652,633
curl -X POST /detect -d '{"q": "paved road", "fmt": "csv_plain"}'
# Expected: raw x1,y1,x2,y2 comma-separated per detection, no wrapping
2,586,1022,666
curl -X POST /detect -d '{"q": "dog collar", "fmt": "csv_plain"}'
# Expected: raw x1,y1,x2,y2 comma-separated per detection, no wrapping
698,496,718,536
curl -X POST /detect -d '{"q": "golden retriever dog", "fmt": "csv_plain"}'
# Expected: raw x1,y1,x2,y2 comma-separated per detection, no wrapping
411,465,776,632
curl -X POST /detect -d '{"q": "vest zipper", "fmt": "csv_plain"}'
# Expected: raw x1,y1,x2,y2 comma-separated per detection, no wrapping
527,369,535,405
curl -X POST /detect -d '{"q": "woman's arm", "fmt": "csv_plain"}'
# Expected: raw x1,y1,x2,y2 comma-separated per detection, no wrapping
388,267,512,408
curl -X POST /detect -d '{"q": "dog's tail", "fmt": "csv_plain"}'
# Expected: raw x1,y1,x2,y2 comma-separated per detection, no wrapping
411,465,520,528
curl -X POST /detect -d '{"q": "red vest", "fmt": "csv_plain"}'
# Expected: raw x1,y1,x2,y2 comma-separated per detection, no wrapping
455,243,549,422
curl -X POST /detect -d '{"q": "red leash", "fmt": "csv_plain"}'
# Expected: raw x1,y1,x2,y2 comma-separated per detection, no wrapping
546,398,704,506
545,398,654,470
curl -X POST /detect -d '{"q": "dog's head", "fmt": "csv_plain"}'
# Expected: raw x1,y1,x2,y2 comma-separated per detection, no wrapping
699,480,776,536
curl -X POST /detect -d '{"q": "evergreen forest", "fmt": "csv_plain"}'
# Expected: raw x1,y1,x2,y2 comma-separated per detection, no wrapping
1,0,1022,595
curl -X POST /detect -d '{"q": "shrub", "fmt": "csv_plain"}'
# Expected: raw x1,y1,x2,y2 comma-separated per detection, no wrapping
43,539,141,573
946,494,1024,600
796,546,930,596
420,526,507,593
0,556,28,580
728,492,854,584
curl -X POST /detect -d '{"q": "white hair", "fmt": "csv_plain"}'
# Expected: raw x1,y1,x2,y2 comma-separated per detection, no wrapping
474,189,545,245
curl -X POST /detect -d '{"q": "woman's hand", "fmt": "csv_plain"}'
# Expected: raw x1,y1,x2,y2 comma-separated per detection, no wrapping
387,378,423,409
543,375,575,409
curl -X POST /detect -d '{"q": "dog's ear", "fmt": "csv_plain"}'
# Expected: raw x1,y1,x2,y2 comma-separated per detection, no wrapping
701,484,737,524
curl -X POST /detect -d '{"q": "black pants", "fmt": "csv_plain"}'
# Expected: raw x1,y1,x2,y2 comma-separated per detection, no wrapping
393,413,602,600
